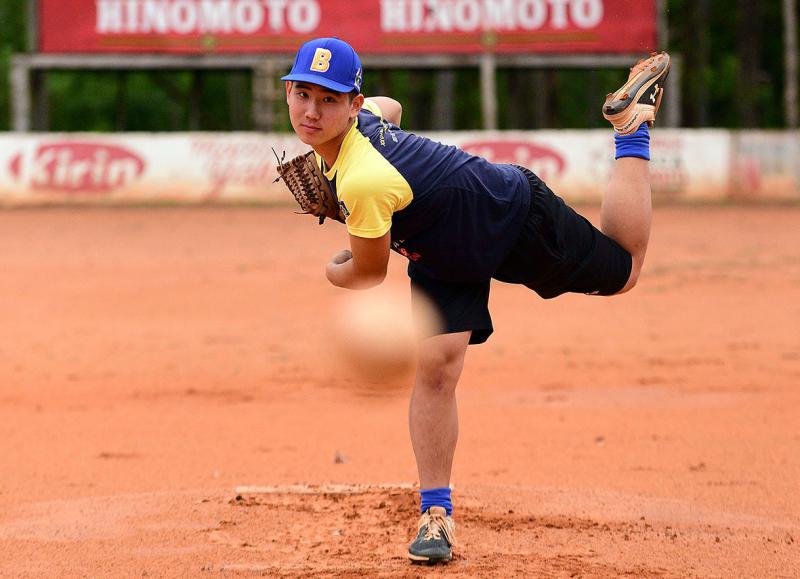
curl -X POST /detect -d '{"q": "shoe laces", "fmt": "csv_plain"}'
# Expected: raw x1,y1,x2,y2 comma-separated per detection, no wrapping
419,510,453,543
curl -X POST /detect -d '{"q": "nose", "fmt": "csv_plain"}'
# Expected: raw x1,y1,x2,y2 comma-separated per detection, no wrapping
304,101,320,120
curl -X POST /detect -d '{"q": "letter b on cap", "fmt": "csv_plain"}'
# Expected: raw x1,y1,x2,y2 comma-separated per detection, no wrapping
310,48,332,72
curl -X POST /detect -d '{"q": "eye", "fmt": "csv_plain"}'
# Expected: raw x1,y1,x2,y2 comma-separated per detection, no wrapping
323,96,337,103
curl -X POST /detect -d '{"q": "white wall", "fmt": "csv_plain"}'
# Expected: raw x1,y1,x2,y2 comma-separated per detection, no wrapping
0,130,797,205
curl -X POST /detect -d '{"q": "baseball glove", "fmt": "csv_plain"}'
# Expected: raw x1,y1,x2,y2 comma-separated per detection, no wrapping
273,150,344,224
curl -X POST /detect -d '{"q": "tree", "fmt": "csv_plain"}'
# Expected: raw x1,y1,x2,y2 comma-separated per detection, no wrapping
0,0,29,130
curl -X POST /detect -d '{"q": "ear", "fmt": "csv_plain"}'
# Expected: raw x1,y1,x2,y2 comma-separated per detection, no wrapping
350,93,365,120
285,81,292,103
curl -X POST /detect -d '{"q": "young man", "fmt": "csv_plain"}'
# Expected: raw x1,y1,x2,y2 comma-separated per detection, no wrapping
282,37,670,564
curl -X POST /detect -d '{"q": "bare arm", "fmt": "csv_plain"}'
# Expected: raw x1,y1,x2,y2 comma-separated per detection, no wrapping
366,96,403,126
326,231,391,290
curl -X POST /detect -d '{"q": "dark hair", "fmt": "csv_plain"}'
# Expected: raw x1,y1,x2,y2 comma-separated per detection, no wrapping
290,81,360,102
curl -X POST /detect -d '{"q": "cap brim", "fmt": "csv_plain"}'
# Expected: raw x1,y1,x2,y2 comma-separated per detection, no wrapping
281,73,356,94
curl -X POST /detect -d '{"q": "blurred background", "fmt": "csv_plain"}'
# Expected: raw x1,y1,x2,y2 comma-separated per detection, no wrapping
1,0,796,131
0,0,798,203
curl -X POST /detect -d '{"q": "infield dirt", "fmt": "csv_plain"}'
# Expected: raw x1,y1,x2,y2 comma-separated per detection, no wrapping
0,206,798,578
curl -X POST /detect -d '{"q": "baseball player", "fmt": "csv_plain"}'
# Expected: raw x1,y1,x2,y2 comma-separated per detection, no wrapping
280,37,670,564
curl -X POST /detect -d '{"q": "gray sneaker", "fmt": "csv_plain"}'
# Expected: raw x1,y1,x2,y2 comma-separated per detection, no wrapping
603,51,671,135
407,506,456,565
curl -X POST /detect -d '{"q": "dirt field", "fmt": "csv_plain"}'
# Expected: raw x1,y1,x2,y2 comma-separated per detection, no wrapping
0,206,798,578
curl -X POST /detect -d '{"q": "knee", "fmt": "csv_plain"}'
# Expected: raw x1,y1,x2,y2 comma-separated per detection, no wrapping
413,334,469,395
415,361,460,394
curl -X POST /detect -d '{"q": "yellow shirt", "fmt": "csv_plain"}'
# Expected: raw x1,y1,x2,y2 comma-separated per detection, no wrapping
317,100,413,238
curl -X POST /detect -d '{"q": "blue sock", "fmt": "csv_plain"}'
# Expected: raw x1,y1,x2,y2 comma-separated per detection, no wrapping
419,487,452,516
614,123,650,161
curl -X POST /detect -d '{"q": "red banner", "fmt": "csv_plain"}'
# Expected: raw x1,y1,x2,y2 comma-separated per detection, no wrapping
40,0,657,55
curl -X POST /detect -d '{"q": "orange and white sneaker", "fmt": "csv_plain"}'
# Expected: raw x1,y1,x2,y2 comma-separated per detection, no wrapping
603,51,671,135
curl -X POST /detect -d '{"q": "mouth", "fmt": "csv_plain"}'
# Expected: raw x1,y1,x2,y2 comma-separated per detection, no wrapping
300,123,321,132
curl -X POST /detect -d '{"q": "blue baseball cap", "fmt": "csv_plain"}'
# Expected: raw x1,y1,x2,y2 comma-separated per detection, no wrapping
282,37,363,94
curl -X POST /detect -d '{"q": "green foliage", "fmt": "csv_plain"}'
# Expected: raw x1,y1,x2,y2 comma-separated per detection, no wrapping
43,69,254,131
0,46,13,130
454,68,482,130
0,0,29,129
1,0,798,130
667,0,787,128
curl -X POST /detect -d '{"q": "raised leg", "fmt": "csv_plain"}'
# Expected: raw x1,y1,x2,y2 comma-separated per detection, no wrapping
600,157,651,293
600,51,671,293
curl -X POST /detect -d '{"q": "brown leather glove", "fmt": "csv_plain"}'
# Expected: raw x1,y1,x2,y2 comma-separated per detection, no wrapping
274,150,344,224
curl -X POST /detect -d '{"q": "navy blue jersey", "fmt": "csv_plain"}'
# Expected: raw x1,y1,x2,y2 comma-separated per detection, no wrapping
320,102,530,282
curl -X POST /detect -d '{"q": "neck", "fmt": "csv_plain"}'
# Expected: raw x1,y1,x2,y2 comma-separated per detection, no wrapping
316,118,355,169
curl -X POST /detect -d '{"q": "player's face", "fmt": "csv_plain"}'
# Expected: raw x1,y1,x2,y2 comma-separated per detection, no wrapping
286,82,362,150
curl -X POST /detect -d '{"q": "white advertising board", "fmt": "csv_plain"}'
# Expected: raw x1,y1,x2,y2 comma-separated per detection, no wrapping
730,131,800,200
427,129,732,202
0,130,795,205
0,133,306,205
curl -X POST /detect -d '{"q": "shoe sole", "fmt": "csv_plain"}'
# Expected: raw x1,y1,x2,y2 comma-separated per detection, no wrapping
603,53,671,134
408,552,452,565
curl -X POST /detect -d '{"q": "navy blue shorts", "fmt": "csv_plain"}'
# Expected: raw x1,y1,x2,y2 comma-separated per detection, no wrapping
409,167,632,345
